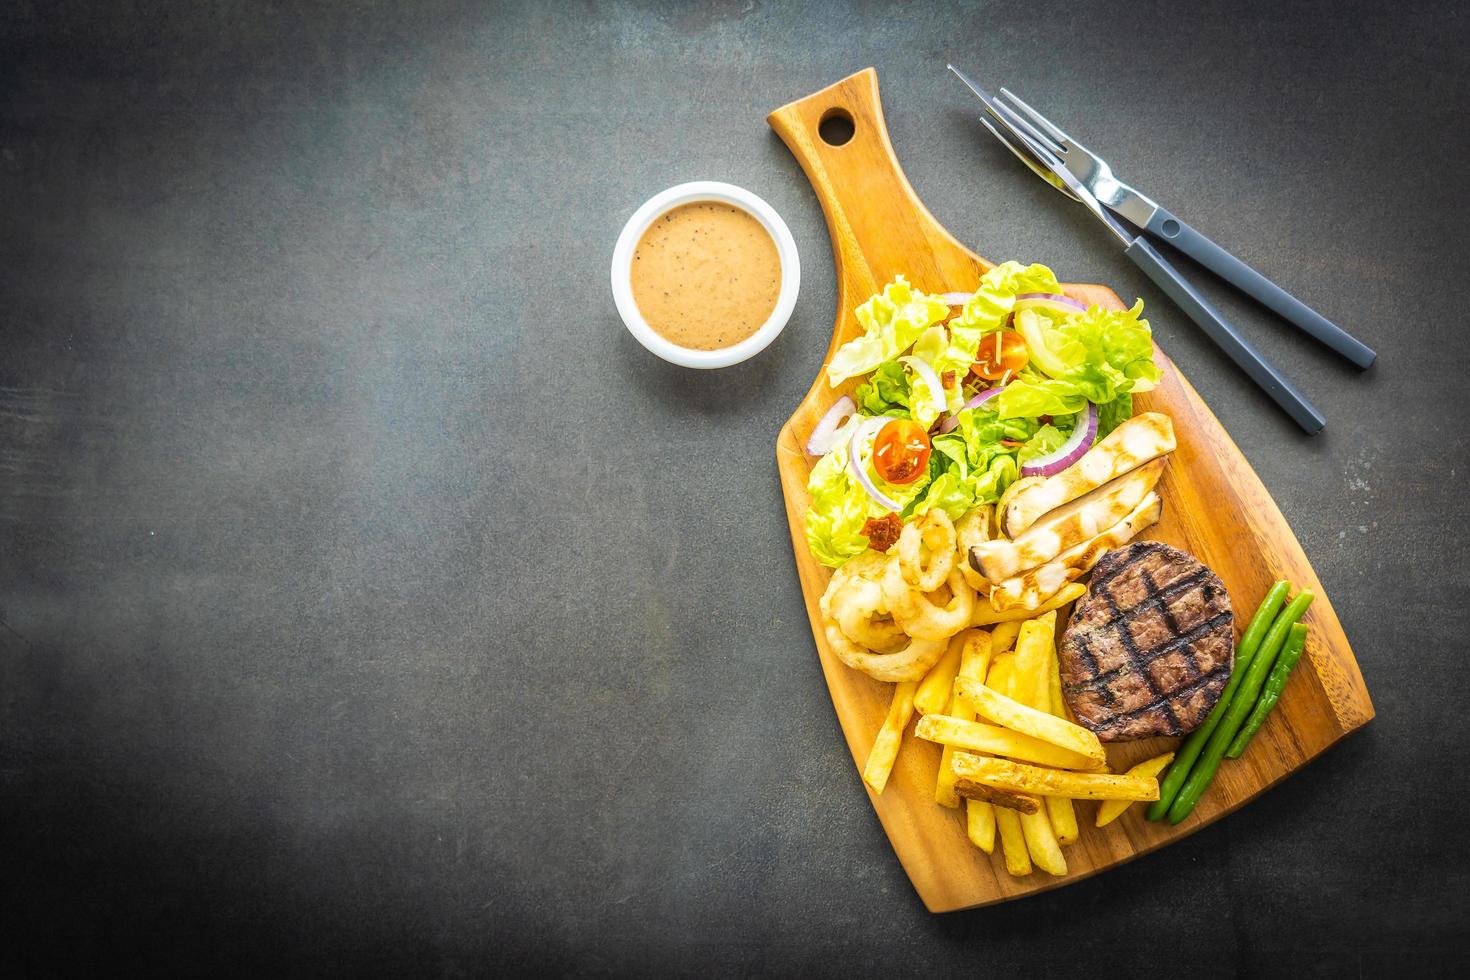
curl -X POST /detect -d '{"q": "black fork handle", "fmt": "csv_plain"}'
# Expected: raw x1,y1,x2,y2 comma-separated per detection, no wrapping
1125,236,1326,435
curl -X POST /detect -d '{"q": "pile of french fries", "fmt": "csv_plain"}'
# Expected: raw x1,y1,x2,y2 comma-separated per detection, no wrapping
861,603,1174,877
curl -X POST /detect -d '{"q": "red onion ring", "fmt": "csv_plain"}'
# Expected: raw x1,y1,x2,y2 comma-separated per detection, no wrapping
938,291,974,306
1020,402,1099,477
937,386,1003,434
805,395,856,456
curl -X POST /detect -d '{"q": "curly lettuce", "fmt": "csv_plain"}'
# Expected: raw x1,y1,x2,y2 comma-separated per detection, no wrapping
1097,392,1133,439
1012,300,1161,406
992,374,1089,419
851,362,911,417
949,261,1064,339
1017,422,1067,463
910,429,1019,521
826,277,950,386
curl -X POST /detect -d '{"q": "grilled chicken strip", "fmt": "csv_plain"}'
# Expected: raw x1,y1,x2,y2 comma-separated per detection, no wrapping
1003,413,1176,538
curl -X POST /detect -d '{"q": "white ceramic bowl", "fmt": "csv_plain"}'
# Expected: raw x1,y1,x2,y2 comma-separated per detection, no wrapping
611,181,800,369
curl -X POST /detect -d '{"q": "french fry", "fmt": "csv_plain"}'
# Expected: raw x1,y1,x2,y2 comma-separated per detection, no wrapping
1096,753,1176,827
936,739,963,807
913,631,968,715
916,714,1102,771
966,799,996,853
957,630,993,684
954,678,1107,766
1041,634,1080,845
1044,795,1077,844
995,806,1031,876
862,681,917,794
1020,808,1068,876
996,644,1066,876
983,649,1015,698
1011,611,1057,711
935,632,994,808
971,582,1085,626
988,619,1024,656
952,753,1160,802
954,777,1041,814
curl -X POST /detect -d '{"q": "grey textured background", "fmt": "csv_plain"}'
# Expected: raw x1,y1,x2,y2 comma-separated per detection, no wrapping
2,0,1467,975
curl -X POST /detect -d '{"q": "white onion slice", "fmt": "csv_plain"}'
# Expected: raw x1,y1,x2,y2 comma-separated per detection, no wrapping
1020,402,1099,477
938,291,974,306
805,395,856,456
937,386,1003,434
847,417,902,511
898,355,948,422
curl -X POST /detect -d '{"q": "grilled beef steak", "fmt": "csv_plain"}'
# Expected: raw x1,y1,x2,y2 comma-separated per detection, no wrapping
1059,541,1233,741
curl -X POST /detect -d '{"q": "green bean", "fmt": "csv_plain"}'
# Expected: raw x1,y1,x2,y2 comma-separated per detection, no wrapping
1166,589,1314,824
1146,580,1289,821
1226,624,1308,758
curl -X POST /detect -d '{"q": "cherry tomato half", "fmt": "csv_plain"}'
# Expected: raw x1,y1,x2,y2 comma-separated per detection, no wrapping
971,331,1029,380
873,418,931,485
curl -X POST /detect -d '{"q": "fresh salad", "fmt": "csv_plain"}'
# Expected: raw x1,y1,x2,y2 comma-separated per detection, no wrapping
804,261,1162,568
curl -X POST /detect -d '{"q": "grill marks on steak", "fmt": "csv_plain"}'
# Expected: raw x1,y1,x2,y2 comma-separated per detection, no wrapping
1059,542,1233,741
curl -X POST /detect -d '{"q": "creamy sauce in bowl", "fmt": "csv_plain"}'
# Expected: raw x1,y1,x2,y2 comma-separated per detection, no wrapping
630,202,782,351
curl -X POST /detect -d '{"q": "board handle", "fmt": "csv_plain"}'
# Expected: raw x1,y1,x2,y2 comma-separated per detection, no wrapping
768,68,990,360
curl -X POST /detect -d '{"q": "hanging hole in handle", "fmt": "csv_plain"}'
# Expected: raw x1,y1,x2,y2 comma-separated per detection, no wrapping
1161,219,1181,238
818,107,855,146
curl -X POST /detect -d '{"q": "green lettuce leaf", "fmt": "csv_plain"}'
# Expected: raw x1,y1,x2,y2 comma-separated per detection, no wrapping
909,433,972,519
909,470,974,520
923,411,1029,511
992,376,1090,419
1013,300,1160,405
910,432,1019,518
954,406,1037,467
949,261,1064,339
967,454,1020,505
1097,392,1133,438
826,277,950,386
1017,423,1066,463
852,362,911,417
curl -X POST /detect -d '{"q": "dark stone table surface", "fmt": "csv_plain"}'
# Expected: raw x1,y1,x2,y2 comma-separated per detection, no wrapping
3,1,1466,975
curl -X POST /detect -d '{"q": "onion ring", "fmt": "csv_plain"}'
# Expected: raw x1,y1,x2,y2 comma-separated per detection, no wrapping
883,562,976,641
954,505,994,592
820,549,892,619
821,618,948,682
829,577,907,653
897,509,957,591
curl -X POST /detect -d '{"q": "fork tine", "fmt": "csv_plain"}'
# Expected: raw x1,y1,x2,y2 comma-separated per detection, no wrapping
989,98,1065,159
948,63,1067,167
998,88,1072,146
979,116,1079,200
979,115,1034,163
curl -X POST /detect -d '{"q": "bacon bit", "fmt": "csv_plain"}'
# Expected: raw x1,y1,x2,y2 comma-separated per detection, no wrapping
941,370,957,387
861,513,903,552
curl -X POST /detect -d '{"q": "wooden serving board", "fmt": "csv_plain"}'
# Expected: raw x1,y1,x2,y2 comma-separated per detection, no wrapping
770,69,1373,911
